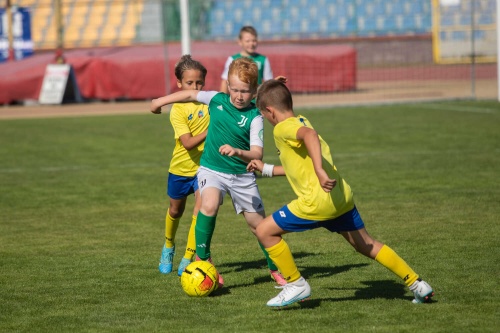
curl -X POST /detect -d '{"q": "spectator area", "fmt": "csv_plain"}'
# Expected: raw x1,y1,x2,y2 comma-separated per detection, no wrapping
9,0,496,49
13,0,144,49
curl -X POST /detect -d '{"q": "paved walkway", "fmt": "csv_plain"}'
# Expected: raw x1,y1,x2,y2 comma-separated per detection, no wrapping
0,79,497,120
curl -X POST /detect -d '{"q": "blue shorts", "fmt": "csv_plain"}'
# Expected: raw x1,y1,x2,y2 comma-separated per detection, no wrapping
272,205,365,233
167,173,198,199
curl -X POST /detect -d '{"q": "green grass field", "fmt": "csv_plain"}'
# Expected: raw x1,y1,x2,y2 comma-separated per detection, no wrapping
1,100,499,332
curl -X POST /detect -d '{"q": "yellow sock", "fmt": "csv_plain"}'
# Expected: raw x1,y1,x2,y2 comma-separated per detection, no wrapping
165,209,180,248
266,239,301,283
184,215,197,259
375,244,419,287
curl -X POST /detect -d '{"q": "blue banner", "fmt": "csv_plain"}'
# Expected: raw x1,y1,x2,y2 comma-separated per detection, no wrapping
0,7,34,62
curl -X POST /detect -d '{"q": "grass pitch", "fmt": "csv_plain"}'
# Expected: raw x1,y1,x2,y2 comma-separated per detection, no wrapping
1,100,499,332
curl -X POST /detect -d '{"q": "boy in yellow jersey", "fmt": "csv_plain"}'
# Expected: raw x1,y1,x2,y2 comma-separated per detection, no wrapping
248,79,434,307
157,55,210,276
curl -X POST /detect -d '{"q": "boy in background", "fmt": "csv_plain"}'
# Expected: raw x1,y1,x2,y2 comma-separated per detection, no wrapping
248,79,435,307
220,26,273,94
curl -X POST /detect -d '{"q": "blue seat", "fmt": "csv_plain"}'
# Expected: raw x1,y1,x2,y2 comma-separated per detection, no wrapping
478,13,493,25
473,30,486,40
401,16,415,30
451,31,466,41
391,2,406,15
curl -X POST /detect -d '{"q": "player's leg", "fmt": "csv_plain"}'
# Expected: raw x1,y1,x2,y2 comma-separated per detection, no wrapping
177,218,196,276
342,228,434,303
196,186,221,260
337,208,434,303
194,186,224,286
232,173,286,285
243,211,286,286
177,184,201,276
160,173,195,274
256,213,311,307
159,196,186,274
194,169,226,287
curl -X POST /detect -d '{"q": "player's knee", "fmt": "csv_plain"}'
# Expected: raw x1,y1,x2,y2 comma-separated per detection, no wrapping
255,222,272,243
352,241,376,258
168,207,184,218
200,204,219,216
247,224,257,235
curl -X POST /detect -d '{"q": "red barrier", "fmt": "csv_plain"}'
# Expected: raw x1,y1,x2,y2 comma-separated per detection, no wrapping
0,42,356,104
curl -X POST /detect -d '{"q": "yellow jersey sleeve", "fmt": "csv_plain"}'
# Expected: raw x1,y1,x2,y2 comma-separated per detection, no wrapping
168,102,210,177
274,115,354,220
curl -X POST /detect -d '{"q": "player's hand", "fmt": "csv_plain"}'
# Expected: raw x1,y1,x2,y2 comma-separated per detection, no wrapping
219,144,238,157
316,169,337,192
150,99,162,114
274,76,287,84
247,159,264,173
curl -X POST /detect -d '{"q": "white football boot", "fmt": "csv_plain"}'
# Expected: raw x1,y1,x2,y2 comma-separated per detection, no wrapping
410,278,435,304
266,276,311,307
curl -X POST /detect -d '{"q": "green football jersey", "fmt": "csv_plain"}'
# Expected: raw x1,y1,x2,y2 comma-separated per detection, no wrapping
200,92,262,174
231,53,267,85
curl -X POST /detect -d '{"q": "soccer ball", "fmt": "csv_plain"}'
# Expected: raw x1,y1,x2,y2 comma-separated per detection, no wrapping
180,261,219,297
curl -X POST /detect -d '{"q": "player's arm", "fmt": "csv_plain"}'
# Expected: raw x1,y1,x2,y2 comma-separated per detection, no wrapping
219,115,264,162
150,90,199,114
297,126,337,192
247,159,285,176
179,130,208,151
219,80,228,94
219,57,232,94
219,144,262,163
263,58,273,81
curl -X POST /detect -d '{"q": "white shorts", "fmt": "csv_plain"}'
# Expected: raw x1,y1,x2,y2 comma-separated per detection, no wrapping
197,166,265,214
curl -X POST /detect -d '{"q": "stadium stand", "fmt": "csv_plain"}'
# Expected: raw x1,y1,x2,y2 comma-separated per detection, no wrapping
6,0,445,48
63,3,86,48
9,0,495,49
10,0,145,49
136,0,162,43
434,0,496,62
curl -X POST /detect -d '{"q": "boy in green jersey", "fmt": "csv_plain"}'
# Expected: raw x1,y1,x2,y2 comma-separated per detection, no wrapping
220,26,273,94
151,58,286,287
248,79,435,307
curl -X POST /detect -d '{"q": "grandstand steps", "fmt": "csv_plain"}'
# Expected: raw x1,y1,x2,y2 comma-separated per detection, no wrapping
136,0,162,43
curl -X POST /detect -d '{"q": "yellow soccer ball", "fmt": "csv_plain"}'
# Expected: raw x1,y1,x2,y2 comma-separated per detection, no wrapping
180,261,219,297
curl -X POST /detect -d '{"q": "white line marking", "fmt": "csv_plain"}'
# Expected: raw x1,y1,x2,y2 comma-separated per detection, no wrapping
0,163,158,174
406,103,498,114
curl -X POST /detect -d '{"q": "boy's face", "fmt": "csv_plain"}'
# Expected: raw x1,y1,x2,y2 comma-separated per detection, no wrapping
177,69,205,91
227,75,255,109
238,32,258,56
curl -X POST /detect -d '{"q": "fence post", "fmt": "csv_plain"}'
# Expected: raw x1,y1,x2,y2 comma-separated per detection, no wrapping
180,0,191,55
55,0,65,63
6,0,14,61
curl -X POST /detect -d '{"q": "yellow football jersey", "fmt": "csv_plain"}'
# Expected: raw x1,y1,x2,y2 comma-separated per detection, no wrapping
168,102,209,177
273,115,354,220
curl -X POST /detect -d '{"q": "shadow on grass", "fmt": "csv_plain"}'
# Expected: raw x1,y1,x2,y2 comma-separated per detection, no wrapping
324,279,414,302
220,251,365,276
270,279,419,310
219,252,370,291
218,251,317,272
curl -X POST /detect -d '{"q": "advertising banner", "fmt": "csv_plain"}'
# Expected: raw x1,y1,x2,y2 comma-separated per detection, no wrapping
0,7,34,62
